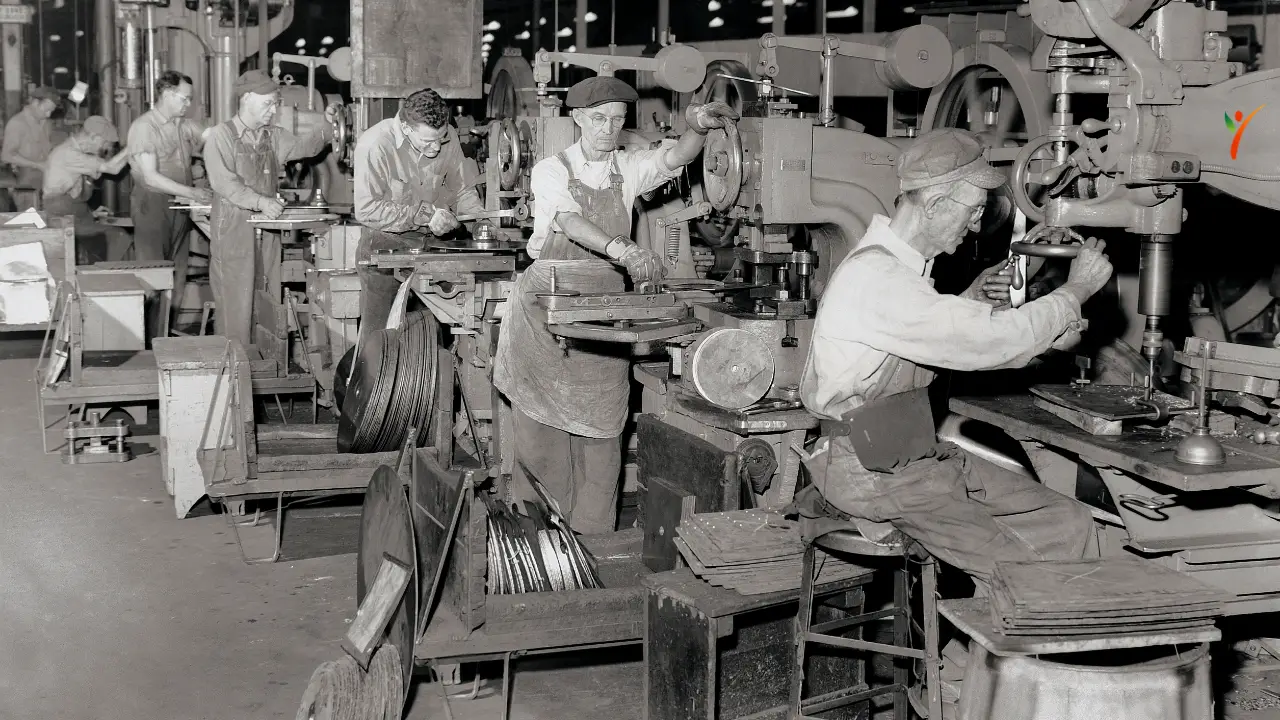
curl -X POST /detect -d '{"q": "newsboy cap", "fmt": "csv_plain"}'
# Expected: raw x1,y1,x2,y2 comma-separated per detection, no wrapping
233,69,279,97
81,115,118,143
565,76,638,109
897,128,1005,192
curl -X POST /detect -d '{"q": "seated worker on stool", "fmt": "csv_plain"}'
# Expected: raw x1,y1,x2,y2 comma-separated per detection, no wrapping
353,87,483,340
203,69,337,348
43,115,132,263
128,70,214,331
492,75,738,533
1,86,58,207
795,127,1115,710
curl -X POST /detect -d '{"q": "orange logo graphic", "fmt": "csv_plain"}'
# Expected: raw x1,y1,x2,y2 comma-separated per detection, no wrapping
1225,105,1265,160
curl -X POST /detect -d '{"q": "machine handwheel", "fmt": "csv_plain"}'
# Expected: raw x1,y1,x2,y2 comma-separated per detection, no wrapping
1010,134,1076,225
356,466,419,701
497,118,524,192
703,122,743,213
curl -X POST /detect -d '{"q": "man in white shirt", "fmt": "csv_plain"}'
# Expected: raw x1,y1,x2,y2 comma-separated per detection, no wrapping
492,75,737,533
798,128,1114,585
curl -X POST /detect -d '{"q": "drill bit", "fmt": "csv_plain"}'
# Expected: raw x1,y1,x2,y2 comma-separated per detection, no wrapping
1145,357,1156,401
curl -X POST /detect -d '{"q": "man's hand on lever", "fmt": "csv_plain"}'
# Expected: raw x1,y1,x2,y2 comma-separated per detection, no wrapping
685,101,741,134
606,236,667,285
414,202,460,236
964,260,1015,307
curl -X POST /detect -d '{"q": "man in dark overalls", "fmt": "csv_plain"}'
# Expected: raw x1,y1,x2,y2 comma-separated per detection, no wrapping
493,76,738,533
203,70,336,347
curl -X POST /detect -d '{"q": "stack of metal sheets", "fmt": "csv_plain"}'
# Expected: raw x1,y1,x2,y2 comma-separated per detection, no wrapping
991,556,1229,637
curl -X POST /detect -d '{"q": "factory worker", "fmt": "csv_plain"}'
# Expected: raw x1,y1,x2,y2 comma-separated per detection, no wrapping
128,70,213,325
2,86,58,194
204,69,337,348
42,115,132,262
353,87,484,339
492,75,739,534
798,127,1114,585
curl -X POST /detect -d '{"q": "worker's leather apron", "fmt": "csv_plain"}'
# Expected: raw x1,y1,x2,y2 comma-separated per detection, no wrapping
209,122,279,349
493,151,630,439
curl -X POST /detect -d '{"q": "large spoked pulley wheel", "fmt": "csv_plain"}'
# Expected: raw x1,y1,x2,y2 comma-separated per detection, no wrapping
688,61,757,247
356,466,418,700
486,52,538,120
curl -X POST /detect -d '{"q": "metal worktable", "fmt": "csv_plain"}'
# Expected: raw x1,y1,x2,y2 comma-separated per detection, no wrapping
950,394,1280,616
950,394,1280,493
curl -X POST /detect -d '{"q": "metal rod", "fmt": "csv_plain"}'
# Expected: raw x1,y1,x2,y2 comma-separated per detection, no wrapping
145,4,156,107
576,0,588,51
36,0,43,86
532,0,541,53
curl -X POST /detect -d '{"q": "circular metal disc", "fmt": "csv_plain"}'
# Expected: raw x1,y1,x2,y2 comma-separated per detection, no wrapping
357,465,418,699
334,345,356,416
690,328,775,410
878,24,954,91
703,123,743,213
653,43,708,93
421,237,524,253
338,328,401,453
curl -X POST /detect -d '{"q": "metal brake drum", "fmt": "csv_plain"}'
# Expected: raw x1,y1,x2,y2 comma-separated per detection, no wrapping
688,327,775,410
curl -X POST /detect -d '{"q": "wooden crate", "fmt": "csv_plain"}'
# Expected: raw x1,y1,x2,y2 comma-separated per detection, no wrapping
78,274,147,351
0,212,74,330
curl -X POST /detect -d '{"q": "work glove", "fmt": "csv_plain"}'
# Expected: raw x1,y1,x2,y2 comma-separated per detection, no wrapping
414,202,460,236
685,101,741,135
617,243,668,285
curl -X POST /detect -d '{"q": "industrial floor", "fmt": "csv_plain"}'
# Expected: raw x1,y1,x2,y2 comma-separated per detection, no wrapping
0,341,1279,720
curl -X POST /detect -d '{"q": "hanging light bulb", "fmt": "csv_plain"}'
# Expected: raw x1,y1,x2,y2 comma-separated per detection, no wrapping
824,6,859,17
515,30,531,40
708,16,724,27
557,26,572,37
708,0,721,10
482,32,495,42
321,36,333,45
295,38,306,48
484,20,502,30
585,11,598,21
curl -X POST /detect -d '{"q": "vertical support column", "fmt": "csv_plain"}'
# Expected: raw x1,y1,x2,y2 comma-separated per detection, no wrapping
657,0,669,43
575,0,588,51
258,0,269,70
95,0,117,210
863,0,876,32
0,0,29,119
817,0,827,35
532,0,542,54
772,0,785,36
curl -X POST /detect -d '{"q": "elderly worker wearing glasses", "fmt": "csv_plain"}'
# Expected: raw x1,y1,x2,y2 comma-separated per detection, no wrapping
492,75,739,534
203,69,337,348
798,128,1116,585
353,87,484,340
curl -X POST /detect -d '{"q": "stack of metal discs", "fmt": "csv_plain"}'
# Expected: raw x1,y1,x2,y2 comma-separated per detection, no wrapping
337,311,440,453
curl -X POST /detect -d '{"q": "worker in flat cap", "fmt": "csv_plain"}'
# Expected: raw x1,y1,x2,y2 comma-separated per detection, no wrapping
203,69,338,348
794,126,1113,705
492,74,739,534
2,86,60,201
353,87,485,342
42,115,132,262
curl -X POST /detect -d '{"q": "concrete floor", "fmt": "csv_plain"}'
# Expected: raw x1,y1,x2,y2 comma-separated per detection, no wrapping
2,342,1280,720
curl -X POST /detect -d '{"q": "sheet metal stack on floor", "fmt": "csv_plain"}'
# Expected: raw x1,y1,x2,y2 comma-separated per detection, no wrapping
674,509,868,595
990,556,1230,637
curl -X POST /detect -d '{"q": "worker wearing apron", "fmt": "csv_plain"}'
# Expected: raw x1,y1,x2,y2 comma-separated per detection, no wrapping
493,75,738,533
42,115,132,263
353,87,485,339
203,70,336,348
796,128,1115,584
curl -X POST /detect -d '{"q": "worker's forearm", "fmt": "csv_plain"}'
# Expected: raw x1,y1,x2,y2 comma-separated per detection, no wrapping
354,197,417,233
556,212,617,255
140,170,199,200
455,186,485,217
663,131,708,170
5,155,41,171
102,149,131,175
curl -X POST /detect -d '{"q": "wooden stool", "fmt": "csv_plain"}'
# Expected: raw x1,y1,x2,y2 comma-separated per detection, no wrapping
792,529,943,720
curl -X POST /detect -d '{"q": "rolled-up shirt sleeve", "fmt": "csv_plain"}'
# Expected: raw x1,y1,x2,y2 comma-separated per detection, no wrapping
618,143,680,198
353,132,416,232
204,126,265,211
274,123,333,164
2,117,30,166
838,255,1083,372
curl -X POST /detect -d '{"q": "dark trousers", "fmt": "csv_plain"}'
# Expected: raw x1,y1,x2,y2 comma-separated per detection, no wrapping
131,188,191,334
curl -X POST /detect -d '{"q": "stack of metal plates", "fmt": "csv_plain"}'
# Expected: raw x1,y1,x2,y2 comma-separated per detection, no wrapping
481,494,603,595
337,311,439,453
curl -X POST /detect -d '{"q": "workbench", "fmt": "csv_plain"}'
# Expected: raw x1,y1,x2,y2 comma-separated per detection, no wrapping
950,394,1280,615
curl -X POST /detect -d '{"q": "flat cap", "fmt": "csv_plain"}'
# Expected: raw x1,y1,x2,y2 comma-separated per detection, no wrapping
233,69,279,97
28,86,58,103
81,115,118,143
897,128,1005,192
566,76,638,109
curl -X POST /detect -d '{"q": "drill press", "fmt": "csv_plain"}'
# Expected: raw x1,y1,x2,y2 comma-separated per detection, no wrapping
1138,234,1174,398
